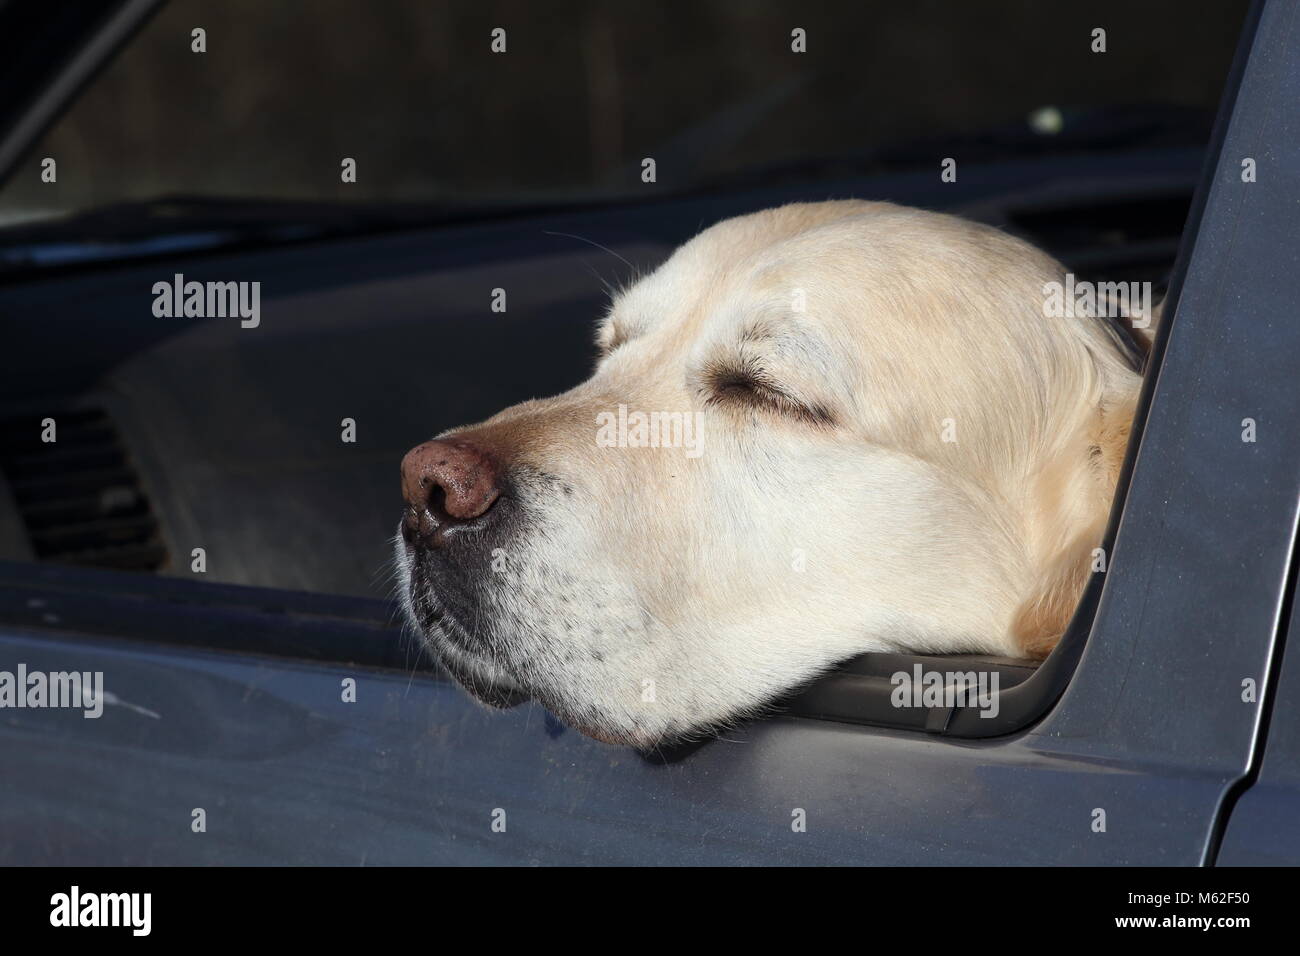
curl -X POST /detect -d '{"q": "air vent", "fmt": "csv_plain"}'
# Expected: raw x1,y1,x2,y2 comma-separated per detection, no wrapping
0,407,167,571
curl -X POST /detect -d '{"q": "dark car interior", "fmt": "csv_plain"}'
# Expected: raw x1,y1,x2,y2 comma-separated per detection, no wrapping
0,0,1252,743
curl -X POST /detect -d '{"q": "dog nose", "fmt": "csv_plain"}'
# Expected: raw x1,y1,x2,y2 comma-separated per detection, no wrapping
401,438,502,538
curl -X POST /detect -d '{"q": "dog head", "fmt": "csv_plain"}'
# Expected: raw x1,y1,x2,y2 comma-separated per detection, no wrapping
396,201,1145,747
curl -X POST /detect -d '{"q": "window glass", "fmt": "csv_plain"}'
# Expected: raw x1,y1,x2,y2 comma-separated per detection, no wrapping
0,0,1248,227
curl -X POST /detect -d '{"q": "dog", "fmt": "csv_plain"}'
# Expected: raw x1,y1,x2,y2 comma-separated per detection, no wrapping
395,200,1155,747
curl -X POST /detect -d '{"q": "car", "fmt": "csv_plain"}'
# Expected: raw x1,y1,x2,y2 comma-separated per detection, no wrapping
0,0,1293,867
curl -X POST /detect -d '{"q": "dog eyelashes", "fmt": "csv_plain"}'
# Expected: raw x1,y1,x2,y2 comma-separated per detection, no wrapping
702,365,835,427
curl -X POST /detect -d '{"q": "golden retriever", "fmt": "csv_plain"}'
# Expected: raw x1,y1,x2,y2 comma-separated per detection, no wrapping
395,200,1155,746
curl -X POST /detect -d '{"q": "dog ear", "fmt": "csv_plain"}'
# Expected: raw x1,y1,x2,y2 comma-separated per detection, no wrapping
1010,388,1138,659
1093,288,1164,371
1120,296,1164,362
1128,296,1162,355
1010,522,1102,659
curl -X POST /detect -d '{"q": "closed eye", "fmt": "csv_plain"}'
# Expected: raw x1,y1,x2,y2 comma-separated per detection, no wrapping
703,364,835,427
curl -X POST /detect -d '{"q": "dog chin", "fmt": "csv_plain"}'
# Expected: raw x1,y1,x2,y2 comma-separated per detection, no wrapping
408,599,671,747
415,615,531,710
441,653,530,710
401,590,528,711
397,535,700,749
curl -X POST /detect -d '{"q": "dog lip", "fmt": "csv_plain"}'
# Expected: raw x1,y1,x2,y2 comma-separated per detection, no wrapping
411,588,462,643
401,494,508,549
431,514,492,543
406,561,494,656
405,587,526,704
440,653,531,709
419,613,531,709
